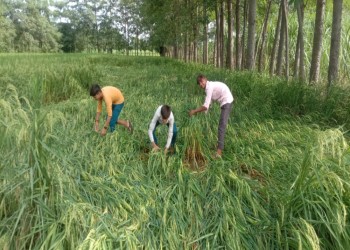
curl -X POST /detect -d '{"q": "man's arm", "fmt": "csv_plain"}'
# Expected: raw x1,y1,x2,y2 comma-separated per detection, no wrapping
189,106,207,117
148,108,161,149
148,118,157,142
94,112,101,132
165,118,174,149
104,116,112,129
100,98,113,136
100,116,111,136
95,112,101,121
189,83,212,116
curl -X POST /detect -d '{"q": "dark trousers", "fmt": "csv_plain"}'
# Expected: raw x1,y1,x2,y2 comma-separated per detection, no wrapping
218,102,233,150
109,103,124,132
153,121,177,147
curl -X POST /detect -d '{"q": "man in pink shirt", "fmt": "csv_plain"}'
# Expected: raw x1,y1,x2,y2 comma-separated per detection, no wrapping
90,84,133,136
189,74,234,157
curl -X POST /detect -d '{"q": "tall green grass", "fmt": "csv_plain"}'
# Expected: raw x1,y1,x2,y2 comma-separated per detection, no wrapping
0,54,349,249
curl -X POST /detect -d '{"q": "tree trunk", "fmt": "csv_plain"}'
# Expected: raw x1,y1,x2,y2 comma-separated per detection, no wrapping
174,42,179,59
276,0,285,76
226,0,234,69
294,0,305,81
220,1,225,67
136,29,139,56
159,46,166,57
283,0,289,79
298,2,305,82
203,0,209,64
245,0,256,70
94,4,99,52
294,28,301,78
235,0,241,70
257,0,272,72
269,3,282,75
241,0,248,68
173,0,179,59
192,5,199,63
215,2,221,67
309,0,326,84
327,0,343,88
184,31,188,62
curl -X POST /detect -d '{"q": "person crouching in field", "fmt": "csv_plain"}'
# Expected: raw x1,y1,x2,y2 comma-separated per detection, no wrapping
148,105,177,154
188,74,234,157
90,84,133,136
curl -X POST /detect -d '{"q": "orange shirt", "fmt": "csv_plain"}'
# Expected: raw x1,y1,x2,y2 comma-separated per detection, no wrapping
97,86,124,116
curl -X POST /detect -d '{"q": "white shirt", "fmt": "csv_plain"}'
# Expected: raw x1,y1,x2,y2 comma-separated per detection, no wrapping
148,105,175,149
203,81,234,109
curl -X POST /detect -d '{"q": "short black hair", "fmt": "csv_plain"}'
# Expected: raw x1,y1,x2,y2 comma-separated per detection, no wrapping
90,84,101,96
161,105,171,119
197,74,207,84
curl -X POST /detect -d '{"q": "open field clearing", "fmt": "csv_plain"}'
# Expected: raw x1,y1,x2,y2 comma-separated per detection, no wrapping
1,54,350,249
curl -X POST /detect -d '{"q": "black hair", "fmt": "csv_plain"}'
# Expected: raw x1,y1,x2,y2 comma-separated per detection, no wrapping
161,105,171,119
197,74,207,84
90,84,101,96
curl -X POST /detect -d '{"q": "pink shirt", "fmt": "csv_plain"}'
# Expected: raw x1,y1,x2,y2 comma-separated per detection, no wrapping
203,81,234,109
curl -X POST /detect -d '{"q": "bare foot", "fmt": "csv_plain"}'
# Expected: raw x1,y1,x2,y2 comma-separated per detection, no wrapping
127,120,133,133
214,149,222,159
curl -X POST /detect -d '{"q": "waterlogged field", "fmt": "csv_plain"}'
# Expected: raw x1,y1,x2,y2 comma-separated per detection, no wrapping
1,54,350,249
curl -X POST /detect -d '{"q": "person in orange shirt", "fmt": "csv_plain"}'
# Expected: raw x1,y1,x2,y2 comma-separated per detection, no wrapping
90,84,133,136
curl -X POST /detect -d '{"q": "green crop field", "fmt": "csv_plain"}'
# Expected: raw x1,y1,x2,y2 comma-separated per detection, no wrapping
1,53,350,249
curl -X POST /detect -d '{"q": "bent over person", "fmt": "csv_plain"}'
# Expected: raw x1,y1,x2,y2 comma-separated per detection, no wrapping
189,74,234,157
148,105,177,154
90,84,133,136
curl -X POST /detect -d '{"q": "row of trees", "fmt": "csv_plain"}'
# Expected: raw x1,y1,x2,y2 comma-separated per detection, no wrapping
0,0,348,87
54,0,144,53
0,0,61,52
142,0,346,87
0,0,147,53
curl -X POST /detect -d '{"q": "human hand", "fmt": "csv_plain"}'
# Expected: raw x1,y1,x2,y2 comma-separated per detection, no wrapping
152,142,160,151
94,121,99,132
188,110,195,117
100,127,107,136
164,148,168,154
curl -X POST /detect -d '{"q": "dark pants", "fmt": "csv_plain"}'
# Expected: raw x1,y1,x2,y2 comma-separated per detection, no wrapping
218,102,233,150
109,103,124,132
153,121,177,147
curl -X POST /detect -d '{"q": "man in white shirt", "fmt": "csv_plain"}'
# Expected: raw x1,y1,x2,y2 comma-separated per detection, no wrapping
189,74,234,157
148,105,177,154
